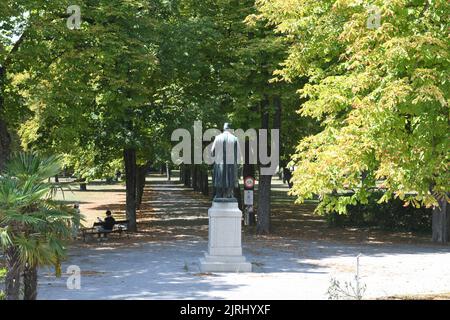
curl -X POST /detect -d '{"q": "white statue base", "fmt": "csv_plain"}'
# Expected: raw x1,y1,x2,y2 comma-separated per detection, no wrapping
199,201,252,272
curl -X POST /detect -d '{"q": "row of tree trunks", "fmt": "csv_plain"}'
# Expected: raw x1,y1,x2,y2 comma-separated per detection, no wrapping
191,165,209,196
180,164,209,196
160,162,171,180
124,148,137,232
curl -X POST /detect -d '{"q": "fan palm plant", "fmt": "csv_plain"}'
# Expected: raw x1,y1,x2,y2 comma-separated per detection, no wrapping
0,152,81,300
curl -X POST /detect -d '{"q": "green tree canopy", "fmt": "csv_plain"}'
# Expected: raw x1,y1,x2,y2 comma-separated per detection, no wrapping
256,0,449,212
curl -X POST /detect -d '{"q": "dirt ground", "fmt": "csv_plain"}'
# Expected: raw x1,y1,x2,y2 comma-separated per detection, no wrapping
60,174,432,249
31,175,448,300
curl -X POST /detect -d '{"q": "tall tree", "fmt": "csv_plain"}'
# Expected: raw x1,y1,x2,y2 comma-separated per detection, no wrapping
222,2,304,234
257,0,449,241
16,1,162,231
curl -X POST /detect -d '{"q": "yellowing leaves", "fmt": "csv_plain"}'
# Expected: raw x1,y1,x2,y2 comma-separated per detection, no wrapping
258,0,450,211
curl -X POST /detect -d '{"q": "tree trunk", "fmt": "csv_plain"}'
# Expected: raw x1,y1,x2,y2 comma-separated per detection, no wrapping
273,95,282,136
180,165,184,183
243,134,257,185
0,67,11,172
257,173,272,234
0,119,11,172
23,263,38,300
5,245,22,300
192,165,198,191
432,197,450,243
79,178,87,191
196,166,201,191
124,148,137,232
166,162,171,181
243,164,255,180
202,168,209,196
184,165,191,187
198,167,203,193
256,95,272,234
234,184,243,211
136,163,148,210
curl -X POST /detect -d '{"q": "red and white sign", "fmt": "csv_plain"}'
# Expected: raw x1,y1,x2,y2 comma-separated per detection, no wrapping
244,176,255,189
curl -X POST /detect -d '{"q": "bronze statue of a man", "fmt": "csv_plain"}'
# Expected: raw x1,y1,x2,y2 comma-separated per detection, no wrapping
211,123,241,200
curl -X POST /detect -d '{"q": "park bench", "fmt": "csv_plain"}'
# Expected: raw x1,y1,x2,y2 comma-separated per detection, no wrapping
81,219,130,242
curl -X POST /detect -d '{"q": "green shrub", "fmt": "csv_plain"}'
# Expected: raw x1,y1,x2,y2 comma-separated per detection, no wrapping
325,192,432,232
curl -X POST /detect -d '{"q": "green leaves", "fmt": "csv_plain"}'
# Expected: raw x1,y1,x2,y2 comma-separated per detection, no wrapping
259,0,450,211
6,152,62,182
0,152,79,272
0,227,12,247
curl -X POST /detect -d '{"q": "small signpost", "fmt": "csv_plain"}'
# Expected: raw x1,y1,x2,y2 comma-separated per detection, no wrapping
243,176,255,225
244,190,253,205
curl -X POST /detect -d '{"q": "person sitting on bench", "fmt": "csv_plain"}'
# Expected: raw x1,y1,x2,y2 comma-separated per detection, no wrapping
97,210,116,234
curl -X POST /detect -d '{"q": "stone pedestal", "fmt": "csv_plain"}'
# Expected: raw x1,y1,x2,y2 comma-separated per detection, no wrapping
199,201,252,272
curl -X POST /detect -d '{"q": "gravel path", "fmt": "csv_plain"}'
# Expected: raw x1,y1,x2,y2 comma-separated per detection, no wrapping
37,238,450,300
37,178,450,300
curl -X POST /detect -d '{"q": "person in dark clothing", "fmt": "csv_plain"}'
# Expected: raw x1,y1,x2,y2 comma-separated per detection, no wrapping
283,167,293,189
96,210,116,235
102,210,116,230
282,167,289,184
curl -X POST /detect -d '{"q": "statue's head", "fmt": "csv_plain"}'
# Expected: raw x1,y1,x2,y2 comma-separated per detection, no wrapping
223,122,232,131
